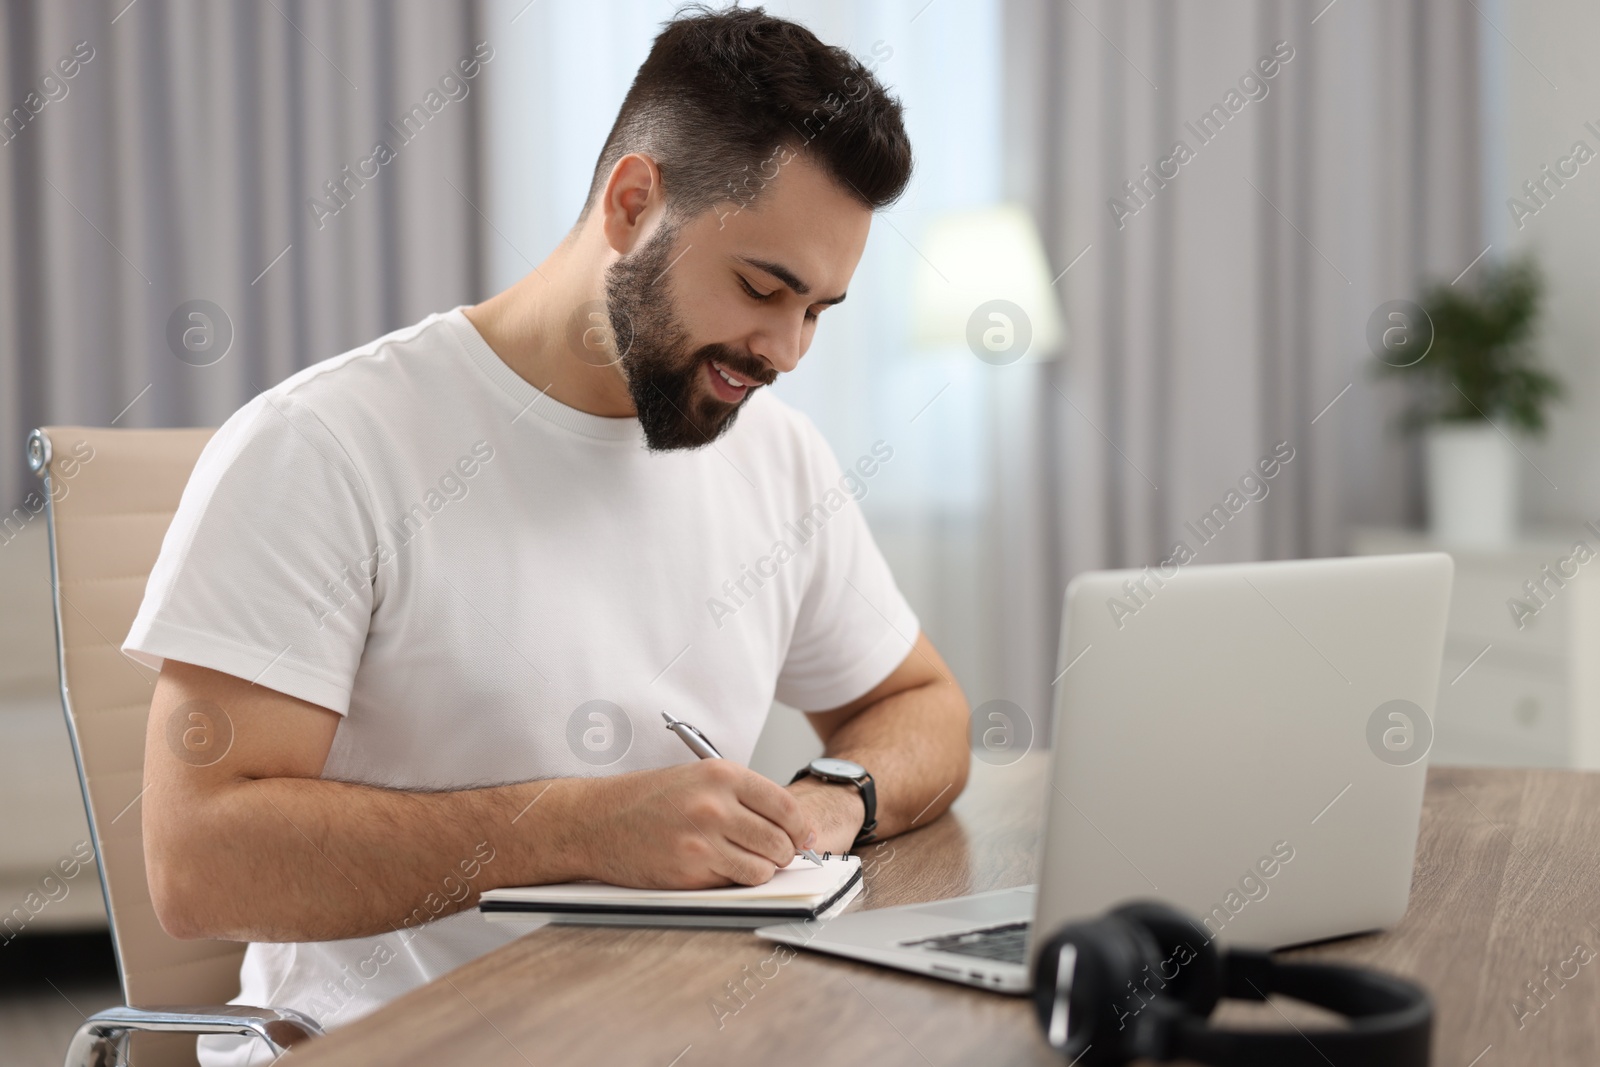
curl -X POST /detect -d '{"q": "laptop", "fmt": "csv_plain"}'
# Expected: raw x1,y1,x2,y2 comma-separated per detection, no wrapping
755,553,1453,993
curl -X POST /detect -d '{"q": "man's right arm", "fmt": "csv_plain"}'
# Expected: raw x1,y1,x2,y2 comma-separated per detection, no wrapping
143,659,816,943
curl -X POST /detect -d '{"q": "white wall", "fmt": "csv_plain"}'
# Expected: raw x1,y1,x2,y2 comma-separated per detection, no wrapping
1498,0,1600,525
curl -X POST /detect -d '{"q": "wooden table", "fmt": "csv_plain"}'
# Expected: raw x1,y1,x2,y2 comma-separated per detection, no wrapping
289,756,1600,1065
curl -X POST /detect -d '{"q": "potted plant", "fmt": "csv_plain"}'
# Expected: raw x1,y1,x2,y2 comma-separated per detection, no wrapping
1377,255,1561,547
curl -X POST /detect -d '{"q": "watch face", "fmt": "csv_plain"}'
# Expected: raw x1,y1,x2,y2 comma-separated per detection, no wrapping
810,757,865,780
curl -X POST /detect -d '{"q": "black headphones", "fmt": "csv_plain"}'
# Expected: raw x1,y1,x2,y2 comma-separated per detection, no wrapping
1031,901,1431,1067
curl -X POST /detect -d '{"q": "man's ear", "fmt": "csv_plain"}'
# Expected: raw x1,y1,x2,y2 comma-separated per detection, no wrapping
600,152,664,256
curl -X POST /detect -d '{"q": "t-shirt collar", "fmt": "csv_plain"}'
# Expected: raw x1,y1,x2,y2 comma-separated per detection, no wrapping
444,305,645,443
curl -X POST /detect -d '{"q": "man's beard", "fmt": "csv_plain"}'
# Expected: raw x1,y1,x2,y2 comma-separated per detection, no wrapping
603,222,776,452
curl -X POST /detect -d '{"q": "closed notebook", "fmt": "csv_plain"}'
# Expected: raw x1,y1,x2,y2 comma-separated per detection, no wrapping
478,854,863,927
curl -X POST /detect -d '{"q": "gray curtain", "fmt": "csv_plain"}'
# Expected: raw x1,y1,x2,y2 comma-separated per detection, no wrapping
995,0,1485,726
0,0,487,512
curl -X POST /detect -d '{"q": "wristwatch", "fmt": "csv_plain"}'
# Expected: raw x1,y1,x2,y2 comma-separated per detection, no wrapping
790,757,877,849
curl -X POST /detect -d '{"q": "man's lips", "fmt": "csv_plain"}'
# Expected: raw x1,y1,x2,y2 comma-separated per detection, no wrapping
706,360,764,402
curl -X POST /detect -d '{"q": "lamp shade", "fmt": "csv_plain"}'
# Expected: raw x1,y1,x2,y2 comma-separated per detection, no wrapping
909,203,1066,361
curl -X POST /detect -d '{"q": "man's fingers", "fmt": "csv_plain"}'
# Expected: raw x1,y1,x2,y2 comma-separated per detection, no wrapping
726,766,812,848
696,834,778,887
720,804,801,869
655,762,809,885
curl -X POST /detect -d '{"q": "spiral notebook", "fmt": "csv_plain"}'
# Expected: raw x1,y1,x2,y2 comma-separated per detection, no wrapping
478,854,863,928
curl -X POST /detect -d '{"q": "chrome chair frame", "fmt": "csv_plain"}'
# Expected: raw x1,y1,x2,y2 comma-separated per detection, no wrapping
62,1005,324,1067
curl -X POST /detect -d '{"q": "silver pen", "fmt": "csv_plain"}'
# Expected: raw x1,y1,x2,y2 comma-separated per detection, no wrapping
661,711,825,867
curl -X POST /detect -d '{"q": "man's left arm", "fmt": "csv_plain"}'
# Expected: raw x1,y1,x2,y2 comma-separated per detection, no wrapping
789,632,970,853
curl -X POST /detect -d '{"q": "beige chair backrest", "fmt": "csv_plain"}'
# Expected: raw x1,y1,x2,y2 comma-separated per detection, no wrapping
30,426,242,1011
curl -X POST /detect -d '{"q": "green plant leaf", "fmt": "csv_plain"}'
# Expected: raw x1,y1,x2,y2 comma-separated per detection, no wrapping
1375,254,1562,438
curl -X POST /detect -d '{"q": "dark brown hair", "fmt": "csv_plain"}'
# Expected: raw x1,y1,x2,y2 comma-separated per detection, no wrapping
579,5,912,223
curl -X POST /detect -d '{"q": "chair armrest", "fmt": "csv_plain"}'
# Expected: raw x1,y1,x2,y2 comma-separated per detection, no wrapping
64,1004,323,1067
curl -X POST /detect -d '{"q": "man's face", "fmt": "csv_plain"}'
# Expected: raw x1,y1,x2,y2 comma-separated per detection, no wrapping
603,151,873,451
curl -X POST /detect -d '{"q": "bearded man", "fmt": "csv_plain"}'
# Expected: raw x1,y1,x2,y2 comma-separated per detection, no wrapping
125,8,970,1062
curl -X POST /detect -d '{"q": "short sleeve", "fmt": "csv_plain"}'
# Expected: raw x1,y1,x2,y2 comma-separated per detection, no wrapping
123,393,377,715
772,421,920,711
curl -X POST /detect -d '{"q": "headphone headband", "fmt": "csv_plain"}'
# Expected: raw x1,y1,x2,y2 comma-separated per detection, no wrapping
1157,951,1432,1067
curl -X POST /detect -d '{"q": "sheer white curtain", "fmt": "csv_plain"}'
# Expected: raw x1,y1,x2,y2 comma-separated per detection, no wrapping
479,0,1016,750
480,0,1489,752
999,0,1487,732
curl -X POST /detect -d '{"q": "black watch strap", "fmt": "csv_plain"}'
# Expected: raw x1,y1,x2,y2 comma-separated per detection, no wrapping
851,772,878,847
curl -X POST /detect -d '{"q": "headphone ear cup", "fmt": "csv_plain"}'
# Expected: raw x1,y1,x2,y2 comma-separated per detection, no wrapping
1106,900,1223,1016
1032,915,1166,1065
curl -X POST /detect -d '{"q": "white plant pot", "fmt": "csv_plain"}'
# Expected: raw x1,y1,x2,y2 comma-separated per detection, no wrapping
1425,422,1519,548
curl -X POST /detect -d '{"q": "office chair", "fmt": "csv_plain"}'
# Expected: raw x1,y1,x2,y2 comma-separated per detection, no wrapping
28,428,322,1067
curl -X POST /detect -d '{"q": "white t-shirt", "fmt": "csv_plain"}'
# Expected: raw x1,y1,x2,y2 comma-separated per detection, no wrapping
122,307,918,1065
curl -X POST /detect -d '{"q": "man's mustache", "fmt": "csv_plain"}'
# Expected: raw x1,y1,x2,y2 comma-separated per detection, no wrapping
698,344,777,387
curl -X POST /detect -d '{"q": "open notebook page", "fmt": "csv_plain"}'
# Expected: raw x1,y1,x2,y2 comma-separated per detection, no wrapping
480,855,860,910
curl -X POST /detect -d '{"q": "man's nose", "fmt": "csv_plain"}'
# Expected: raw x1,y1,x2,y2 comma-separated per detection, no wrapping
748,321,803,375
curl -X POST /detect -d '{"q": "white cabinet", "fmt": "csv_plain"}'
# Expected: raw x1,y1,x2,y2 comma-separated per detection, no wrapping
1352,526,1600,769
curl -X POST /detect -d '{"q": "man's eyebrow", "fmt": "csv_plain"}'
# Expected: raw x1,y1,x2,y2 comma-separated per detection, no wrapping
735,255,848,305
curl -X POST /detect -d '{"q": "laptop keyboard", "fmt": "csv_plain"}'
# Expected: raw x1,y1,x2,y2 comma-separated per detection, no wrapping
901,920,1031,964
